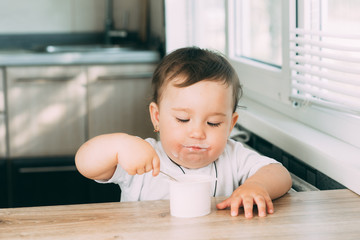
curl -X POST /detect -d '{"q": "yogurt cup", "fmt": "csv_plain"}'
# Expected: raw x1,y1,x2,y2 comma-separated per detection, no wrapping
169,174,213,218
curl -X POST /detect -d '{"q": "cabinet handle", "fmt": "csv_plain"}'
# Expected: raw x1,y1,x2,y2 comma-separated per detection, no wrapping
96,72,153,81
19,165,77,173
15,76,75,83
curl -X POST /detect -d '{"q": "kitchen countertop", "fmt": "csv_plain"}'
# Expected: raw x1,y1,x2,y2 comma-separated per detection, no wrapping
0,49,161,66
1,189,359,239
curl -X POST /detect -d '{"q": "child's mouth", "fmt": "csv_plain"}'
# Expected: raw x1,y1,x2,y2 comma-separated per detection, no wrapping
183,144,209,152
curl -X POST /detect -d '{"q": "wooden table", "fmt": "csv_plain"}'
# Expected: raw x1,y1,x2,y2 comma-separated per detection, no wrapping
1,189,359,239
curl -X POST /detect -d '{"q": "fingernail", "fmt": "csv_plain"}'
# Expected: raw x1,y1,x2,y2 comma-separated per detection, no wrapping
231,211,237,217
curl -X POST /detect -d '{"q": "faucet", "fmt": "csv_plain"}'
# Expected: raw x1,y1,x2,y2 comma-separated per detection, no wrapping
104,0,128,45
104,0,114,45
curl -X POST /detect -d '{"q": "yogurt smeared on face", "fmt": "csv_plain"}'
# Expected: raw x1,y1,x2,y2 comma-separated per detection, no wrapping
168,143,212,168
182,143,209,152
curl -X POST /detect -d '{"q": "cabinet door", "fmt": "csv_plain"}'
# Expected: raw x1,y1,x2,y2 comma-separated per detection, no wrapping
6,66,86,157
0,69,5,157
87,64,157,139
10,157,120,207
10,157,90,207
0,115,5,158
0,67,4,112
0,158,7,207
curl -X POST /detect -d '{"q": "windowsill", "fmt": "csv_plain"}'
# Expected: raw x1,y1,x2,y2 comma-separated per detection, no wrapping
237,96,360,195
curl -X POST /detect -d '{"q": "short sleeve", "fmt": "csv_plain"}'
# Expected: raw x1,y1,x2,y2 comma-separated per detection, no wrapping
227,139,280,185
95,163,127,185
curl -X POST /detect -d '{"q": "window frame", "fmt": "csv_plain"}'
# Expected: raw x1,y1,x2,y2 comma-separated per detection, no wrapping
227,0,291,105
226,0,360,150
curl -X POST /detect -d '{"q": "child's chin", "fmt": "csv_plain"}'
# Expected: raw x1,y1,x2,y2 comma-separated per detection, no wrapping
177,156,214,169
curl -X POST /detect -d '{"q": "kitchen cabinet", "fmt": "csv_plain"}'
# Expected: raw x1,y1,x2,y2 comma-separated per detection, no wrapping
11,156,89,207
87,180,121,204
87,64,157,138
0,158,7,208
6,66,87,157
0,115,5,158
10,156,120,208
0,68,6,158
1,51,160,207
3,63,157,207
0,67,4,112
0,68,8,207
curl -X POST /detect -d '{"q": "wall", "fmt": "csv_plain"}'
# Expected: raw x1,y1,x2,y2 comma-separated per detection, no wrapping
0,0,145,34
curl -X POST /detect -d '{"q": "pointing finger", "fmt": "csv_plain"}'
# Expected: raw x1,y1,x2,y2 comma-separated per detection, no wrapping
216,198,231,210
152,154,160,176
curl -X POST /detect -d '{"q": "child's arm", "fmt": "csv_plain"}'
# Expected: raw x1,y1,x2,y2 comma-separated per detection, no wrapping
75,133,160,180
216,164,292,218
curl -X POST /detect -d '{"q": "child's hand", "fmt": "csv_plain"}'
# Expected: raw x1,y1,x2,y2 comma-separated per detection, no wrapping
216,181,274,219
117,135,160,177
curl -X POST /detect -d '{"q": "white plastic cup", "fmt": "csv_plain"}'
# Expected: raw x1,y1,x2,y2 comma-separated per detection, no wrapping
169,174,212,218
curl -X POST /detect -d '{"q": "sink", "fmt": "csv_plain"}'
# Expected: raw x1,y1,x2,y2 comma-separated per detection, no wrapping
39,44,135,53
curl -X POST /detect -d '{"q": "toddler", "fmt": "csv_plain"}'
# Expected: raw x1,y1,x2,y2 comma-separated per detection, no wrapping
75,47,292,218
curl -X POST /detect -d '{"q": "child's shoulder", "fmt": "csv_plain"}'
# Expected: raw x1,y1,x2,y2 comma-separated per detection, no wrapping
226,138,245,149
144,137,167,158
224,139,258,157
144,137,158,145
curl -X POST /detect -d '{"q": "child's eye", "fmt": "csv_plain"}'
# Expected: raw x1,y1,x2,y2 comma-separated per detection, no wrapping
207,122,222,127
176,118,189,123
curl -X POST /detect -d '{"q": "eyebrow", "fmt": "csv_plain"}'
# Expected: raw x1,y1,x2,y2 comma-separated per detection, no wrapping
171,107,227,117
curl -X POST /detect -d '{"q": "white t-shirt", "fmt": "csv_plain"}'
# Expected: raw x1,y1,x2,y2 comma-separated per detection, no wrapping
97,138,279,202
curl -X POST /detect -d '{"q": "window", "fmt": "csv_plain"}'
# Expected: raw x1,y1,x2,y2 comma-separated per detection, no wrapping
165,0,226,53
190,0,226,52
228,0,360,150
164,0,360,148
234,0,282,67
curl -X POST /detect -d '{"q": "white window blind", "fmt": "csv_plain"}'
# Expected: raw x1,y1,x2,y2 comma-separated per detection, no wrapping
289,28,360,115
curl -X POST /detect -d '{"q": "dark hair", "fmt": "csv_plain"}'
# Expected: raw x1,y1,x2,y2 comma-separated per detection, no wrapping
151,47,242,113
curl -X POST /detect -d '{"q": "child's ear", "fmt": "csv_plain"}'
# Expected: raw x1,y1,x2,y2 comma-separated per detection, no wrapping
149,102,160,129
229,112,239,134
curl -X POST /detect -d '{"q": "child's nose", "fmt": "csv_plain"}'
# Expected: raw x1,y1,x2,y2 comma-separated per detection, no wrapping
189,123,206,139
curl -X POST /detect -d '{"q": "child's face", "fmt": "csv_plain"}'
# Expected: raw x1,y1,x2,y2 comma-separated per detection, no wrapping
150,78,238,169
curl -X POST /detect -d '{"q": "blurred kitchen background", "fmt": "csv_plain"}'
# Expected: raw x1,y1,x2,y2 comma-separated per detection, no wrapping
0,0,165,208
0,0,165,52
1,0,357,208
